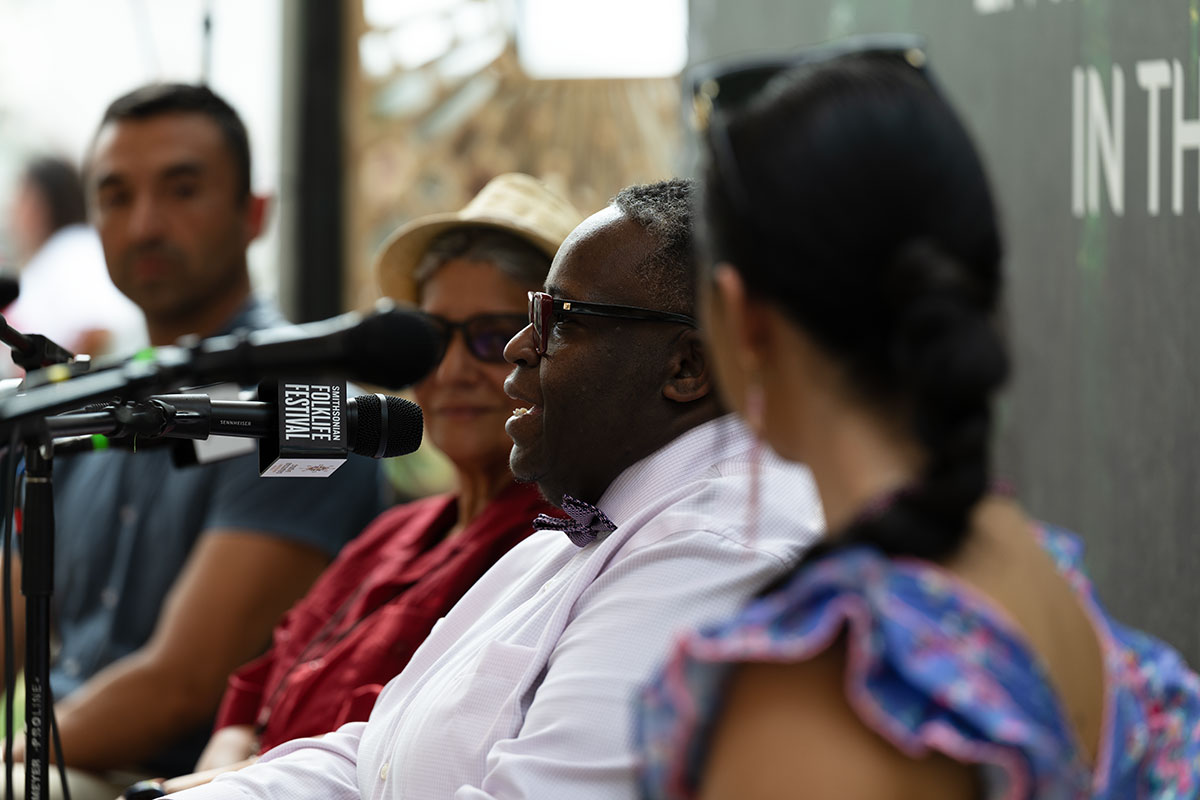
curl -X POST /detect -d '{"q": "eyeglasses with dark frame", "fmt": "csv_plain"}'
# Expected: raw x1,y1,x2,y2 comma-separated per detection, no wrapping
419,311,530,365
526,291,697,356
687,33,929,215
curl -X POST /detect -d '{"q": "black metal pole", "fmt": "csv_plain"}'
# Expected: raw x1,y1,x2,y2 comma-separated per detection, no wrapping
21,440,53,800
294,0,344,323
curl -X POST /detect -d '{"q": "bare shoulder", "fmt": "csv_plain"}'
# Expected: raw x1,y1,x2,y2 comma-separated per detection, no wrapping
700,640,979,800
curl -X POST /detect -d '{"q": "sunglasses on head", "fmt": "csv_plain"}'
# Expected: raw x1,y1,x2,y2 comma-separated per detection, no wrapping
419,311,529,365
687,33,929,213
526,291,697,356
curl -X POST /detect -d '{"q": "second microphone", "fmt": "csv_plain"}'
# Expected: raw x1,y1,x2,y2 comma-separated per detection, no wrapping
157,384,424,466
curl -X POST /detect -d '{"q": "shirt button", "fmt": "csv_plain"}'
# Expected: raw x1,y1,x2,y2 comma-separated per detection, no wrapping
379,762,390,781
62,657,80,677
100,588,118,609
118,505,137,527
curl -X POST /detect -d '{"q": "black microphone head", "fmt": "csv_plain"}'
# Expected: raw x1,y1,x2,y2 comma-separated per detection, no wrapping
0,275,18,308
350,393,424,458
344,303,441,390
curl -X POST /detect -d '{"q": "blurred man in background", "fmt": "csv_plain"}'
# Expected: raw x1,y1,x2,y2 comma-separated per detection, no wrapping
1,155,145,375
2,84,382,800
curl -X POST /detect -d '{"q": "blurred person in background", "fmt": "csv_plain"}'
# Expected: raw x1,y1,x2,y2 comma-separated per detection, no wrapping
637,39,1200,799
148,173,579,795
0,83,381,800
1,155,145,375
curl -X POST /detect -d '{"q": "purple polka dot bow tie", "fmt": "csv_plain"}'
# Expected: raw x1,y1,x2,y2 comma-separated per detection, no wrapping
534,494,617,547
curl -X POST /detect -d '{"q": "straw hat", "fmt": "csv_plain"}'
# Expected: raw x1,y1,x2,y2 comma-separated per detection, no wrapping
374,173,584,304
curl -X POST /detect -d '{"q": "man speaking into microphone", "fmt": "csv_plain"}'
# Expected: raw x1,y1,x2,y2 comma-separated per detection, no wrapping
165,180,824,800
1,84,383,799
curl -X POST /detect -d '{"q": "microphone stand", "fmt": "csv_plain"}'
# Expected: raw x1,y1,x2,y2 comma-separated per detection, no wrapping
0,304,432,797
0,316,88,799
11,402,175,800
19,431,53,800
0,317,245,795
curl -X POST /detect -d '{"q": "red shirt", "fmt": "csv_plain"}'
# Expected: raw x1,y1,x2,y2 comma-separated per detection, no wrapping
214,481,555,751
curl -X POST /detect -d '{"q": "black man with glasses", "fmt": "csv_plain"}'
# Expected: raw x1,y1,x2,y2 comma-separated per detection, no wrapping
147,173,576,795
163,180,822,800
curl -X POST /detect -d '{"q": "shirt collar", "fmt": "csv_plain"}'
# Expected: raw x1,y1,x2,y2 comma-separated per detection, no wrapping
596,414,755,528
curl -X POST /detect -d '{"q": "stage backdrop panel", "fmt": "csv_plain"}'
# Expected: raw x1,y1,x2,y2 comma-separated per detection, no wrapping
690,0,1200,664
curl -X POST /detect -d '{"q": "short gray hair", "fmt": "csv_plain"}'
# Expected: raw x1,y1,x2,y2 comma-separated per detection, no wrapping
611,179,697,316
414,226,552,300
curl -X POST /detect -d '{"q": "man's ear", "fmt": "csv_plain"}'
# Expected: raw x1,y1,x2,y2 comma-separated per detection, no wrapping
663,327,712,404
243,193,270,245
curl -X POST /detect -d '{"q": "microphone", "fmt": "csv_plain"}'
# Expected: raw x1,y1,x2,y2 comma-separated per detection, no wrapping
0,272,76,371
49,389,424,473
0,312,76,370
152,392,424,458
176,302,441,390
3,302,441,435
0,275,19,308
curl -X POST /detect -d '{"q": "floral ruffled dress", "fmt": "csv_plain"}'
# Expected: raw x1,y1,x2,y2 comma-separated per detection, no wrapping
638,526,1200,799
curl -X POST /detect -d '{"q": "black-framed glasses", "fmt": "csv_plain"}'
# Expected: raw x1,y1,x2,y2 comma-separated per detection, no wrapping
419,311,529,365
687,33,929,214
527,291,697,356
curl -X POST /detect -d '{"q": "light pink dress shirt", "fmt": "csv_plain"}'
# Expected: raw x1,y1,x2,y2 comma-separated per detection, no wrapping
169,414,823,800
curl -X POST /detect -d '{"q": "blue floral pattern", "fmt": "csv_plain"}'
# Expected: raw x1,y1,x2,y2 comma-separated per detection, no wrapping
638,525,1200,799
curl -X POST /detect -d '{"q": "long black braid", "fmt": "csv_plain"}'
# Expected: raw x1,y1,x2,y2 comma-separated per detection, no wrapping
701,53,1008,564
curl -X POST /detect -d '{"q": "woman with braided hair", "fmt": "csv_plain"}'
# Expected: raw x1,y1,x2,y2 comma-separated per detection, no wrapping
638,37,1200,799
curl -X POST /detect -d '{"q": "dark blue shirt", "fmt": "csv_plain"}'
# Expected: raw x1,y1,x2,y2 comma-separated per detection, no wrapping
49,297,383,773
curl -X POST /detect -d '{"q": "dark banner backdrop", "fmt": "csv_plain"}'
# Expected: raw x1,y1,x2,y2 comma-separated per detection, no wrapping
689,0,1200,664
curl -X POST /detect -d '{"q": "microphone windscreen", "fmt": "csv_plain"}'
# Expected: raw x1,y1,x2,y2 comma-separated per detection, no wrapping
351,394,423,458
345,307,441,389
0,275,18,308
